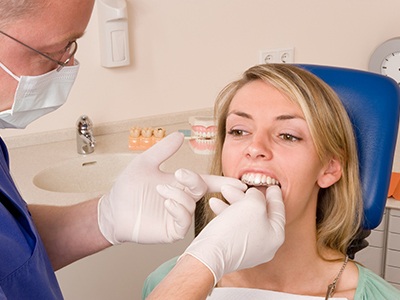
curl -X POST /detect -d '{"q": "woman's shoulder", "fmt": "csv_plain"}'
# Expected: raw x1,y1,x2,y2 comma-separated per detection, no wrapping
354,263,400,299
142,256,179,299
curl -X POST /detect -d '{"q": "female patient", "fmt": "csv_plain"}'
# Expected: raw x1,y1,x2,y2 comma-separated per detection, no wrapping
143,64,400,299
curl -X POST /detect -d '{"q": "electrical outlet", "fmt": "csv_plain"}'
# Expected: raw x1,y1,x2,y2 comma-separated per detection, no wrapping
259,48,295,64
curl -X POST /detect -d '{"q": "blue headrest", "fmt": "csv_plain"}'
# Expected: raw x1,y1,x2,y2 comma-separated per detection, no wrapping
299,64,400,229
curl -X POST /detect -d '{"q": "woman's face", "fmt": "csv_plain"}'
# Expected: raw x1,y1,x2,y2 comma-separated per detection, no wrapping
221,80,338,225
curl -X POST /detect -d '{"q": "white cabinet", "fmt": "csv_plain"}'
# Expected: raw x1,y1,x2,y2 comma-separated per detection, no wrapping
355,206,400,290
386,209,400,289
356,212,386,277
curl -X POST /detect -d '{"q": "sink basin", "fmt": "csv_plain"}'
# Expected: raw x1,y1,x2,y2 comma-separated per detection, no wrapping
33,153,137,193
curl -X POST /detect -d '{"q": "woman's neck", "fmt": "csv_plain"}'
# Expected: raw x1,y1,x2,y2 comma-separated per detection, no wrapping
218,224,347,297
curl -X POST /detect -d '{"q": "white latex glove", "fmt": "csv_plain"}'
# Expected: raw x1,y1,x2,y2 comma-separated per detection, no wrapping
98,132,246,245
183,185,285,285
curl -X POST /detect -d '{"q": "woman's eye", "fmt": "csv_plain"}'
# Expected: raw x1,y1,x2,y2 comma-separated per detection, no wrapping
279,133,301,142
227,129,248,136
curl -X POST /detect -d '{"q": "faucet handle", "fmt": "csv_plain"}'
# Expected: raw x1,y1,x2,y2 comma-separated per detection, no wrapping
76,115,95,154
77,115,93,132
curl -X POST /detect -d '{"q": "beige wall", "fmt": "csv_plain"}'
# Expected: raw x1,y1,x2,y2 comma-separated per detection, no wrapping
1,0,399,137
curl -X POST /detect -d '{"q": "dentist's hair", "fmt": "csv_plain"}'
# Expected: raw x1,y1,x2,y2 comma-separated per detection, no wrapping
195,63,363,258
0,0,48,28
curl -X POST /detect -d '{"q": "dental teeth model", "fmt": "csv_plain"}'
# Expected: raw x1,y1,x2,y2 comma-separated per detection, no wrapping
128,126,166,151
241,173,280,187
188,116,217,155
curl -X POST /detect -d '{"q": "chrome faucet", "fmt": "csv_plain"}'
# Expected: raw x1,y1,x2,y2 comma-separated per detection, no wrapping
76,115,95,154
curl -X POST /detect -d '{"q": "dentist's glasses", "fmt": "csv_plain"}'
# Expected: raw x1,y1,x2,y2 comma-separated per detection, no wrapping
0,30,77,72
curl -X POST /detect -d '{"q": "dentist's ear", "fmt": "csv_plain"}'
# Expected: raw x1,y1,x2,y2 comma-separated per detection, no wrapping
317,158,342,188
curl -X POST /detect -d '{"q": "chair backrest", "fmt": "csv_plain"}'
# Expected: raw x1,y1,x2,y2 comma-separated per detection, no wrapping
299,64,400,229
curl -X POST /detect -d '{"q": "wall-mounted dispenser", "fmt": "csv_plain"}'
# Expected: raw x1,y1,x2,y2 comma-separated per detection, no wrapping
97,0,130,68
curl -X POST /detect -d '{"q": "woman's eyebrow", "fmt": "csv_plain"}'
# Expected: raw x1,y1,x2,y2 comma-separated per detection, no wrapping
227,111,304,121
227,110,253,120
276,114,296,120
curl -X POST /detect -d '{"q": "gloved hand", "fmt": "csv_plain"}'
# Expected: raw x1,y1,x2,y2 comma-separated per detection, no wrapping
98,132,246,245
182,185,285,285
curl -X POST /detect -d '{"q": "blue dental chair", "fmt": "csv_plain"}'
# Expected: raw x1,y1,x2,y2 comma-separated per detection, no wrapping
299,64,400,230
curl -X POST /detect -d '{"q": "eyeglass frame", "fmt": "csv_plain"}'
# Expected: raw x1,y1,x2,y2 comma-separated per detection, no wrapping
0,30,77,72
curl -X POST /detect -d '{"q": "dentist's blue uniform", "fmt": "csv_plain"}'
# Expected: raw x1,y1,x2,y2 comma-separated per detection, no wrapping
0,139,63,299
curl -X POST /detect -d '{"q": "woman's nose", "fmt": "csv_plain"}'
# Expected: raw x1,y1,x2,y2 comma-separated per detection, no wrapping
245,136,272,160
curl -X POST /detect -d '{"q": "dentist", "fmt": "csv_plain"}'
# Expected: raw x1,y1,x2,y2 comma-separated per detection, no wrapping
0,0,287,298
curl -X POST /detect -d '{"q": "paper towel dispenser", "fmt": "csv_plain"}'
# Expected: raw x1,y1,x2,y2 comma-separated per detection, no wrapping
97,0,130,68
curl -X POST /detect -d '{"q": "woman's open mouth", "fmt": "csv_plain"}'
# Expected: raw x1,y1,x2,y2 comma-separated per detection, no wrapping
241,172,280,188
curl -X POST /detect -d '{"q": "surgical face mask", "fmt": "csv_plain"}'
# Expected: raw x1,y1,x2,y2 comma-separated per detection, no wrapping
0,61,80,129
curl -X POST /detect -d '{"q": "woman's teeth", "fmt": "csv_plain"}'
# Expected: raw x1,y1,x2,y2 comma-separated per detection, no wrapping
241,173,280,187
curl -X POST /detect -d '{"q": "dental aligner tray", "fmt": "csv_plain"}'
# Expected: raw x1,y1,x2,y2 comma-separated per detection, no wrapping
128,126,166,151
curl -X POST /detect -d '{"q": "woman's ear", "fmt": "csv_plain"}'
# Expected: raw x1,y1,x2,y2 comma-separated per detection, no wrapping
317,158,342,188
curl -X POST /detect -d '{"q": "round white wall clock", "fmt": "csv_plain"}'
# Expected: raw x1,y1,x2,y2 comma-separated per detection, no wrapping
369,37,400,84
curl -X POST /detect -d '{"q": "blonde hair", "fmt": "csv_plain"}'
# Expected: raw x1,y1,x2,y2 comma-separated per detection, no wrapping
195,64,363,256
